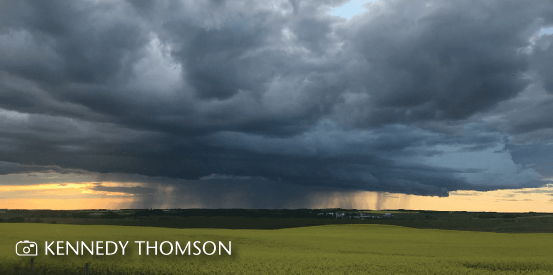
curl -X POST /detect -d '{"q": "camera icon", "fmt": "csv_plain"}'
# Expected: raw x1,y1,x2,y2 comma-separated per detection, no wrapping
16,240,38,256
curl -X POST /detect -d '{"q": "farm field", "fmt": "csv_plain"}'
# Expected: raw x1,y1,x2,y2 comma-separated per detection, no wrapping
1,223,552,274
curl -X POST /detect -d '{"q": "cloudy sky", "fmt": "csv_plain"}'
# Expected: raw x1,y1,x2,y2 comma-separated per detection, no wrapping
1,0,553,211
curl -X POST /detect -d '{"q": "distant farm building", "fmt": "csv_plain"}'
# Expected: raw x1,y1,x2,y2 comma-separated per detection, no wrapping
318,212,346,218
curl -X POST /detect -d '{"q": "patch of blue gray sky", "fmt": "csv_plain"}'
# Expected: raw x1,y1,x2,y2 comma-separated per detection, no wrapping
328,0,377,19
540,27,553,35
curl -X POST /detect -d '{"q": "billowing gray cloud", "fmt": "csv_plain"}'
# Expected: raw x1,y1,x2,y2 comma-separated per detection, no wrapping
532,34,553,93
1,0,553,202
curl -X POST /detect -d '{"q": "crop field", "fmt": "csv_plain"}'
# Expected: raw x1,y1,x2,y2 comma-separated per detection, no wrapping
1,223,552,274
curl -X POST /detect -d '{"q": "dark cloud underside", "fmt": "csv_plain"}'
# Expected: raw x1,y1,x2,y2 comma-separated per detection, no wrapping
1,0,553,201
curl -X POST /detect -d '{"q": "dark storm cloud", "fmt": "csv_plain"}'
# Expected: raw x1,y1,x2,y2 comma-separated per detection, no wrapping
532,33,553,93
88,174,384,209
91,183,157,195
505,144,553,178
1,0,553,200
333,0,553,127
0,161,23,175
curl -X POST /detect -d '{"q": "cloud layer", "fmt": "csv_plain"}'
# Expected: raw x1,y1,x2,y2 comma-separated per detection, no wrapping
1,0,553,200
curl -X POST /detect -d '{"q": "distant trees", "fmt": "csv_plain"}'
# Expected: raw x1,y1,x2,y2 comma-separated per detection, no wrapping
476,213,521,219
7,216,25,223
477,213,497,219
102,212,121,219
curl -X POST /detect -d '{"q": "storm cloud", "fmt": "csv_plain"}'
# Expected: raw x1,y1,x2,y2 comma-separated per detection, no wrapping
1,0,553,203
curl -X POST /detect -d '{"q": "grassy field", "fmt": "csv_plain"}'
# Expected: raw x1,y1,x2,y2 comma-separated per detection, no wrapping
1,223,552,274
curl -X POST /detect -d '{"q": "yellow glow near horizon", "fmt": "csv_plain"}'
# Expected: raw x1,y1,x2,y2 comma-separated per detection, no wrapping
0,182,134,210
307,185,553,212
0,198,133,210
0,181,552,211
0,183,96,192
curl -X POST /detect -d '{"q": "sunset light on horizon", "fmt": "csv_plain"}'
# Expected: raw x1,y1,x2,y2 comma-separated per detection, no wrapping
1,172,552,212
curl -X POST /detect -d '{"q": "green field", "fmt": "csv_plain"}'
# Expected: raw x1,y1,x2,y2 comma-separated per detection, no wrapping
1,223,552,274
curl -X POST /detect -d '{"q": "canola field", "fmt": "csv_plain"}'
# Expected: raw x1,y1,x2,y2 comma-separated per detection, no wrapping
1,223,552,274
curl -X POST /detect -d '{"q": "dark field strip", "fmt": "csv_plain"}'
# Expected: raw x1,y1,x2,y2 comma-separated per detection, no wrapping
14,215,553,233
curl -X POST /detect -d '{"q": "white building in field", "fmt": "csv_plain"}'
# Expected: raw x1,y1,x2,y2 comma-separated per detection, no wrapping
318,212,346,218
352,213,375,219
